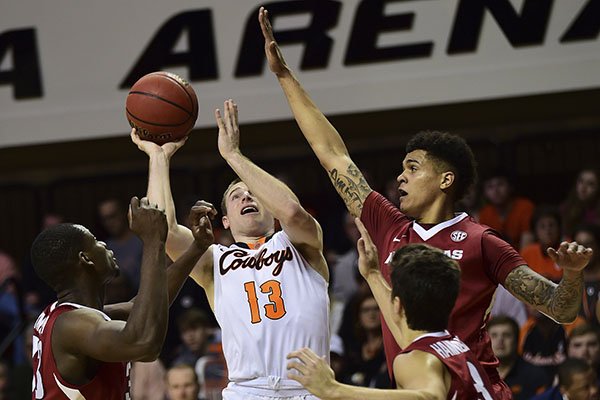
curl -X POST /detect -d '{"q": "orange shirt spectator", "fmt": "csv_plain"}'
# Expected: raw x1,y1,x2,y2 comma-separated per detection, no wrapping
479,196,535,249
521,244,562,282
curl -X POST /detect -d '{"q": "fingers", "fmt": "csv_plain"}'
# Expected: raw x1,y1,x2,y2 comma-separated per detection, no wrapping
357,237,366,258
215,108,224,130
191,206,217,220
258,7,275,41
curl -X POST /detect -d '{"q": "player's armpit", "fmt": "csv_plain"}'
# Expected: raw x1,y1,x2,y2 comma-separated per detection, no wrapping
504,265,582,323
327,158,372,217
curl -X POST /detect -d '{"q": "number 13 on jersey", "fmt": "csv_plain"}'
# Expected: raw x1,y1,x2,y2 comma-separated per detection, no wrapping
244,280,287,324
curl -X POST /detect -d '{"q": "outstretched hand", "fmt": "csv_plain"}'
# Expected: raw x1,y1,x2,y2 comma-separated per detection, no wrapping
130,128,188,159
189,200,217,250
547,241,593,274
128,196,167,243
258,7,290,76
355,218,380,279
215,99,241,160
287,348,335,398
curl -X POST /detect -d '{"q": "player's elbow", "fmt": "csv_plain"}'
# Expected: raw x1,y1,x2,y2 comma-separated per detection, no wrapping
279,202,309,226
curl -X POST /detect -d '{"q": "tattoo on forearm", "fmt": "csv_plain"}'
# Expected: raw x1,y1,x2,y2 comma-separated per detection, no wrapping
505,266,583,322
328,163,370,213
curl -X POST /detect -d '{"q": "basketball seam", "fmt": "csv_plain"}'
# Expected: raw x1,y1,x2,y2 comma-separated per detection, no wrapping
126,108,189,127
128,91,192,120
160,74,196,115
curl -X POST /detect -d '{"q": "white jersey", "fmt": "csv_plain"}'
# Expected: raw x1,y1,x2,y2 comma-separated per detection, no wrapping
213,231,329,392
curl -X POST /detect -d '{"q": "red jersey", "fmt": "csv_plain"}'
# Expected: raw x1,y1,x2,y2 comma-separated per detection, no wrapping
400,331,494,399
32,302,130,399
361,192,525,383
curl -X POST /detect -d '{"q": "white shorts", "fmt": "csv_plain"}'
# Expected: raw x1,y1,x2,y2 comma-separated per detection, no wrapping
222,381,319,400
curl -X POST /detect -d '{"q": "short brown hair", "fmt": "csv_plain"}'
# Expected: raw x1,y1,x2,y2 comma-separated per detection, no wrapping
220,178,242,216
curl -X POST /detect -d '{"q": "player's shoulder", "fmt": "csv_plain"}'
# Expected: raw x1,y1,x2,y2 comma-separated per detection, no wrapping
394,350,445,378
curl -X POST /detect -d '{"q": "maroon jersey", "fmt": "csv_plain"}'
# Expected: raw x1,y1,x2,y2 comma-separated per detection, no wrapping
32,302,130,399
400,331,494,399
361,191,525,383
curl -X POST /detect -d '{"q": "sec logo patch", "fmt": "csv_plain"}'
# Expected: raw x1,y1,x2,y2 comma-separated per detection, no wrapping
450,230,468,242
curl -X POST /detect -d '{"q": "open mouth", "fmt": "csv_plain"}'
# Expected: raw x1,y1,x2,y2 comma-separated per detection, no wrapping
241,206,258,215
398,189,408,198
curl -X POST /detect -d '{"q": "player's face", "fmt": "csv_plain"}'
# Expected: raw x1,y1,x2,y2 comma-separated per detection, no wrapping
568,333,600,367
166,368,199,400
535,216,560,248
577,170,599,203
396,150,446,218
78,226,119,283
222,182,274,237
562,370,599,400
488,324,516,361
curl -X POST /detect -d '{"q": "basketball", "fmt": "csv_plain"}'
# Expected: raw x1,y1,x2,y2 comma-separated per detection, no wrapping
125,71,199,145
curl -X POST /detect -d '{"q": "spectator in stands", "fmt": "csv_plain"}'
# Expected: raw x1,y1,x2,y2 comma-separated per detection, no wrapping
520,306,569,380
491,286,528,326
170,308,213,367
568,323,600,375
341,292,390,388
532,358,598,400
562,169,600,237
22,213,63,312
166,363,201,400
8,320,33,399
0,251,25,365
479,170,535,249
97,198,143,291
488,316,550,399
384,177,400,207
573,225,600,325
330,212,361,333
520,206,564,282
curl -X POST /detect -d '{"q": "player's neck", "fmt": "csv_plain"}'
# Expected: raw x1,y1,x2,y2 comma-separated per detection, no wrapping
415,200,455,224
56,285,103,310
397,319,431,348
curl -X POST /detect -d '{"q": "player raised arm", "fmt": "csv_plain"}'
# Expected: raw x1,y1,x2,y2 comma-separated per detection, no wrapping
504,242,592,323
259,8,371,217
354,219,404,343
215,99,328,281
131,129,216,296
55,197,169,362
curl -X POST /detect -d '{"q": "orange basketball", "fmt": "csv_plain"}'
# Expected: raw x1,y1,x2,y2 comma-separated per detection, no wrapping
125,71,198,145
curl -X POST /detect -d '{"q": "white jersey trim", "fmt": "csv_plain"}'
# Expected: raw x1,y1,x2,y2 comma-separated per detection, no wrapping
412,213,469,241
411,330,450,345
52,301,111,321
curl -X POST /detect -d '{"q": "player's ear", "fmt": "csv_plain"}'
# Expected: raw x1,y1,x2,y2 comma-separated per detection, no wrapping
440,171,455,191
222,215,230,230
79,251,93,266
